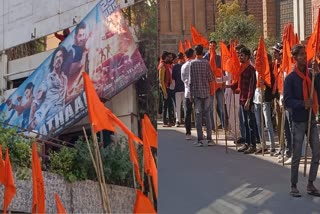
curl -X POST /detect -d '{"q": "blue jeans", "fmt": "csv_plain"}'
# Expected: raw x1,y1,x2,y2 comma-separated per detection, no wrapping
194,97,212,141
240,104,257,146
291,120,320,185
254,102,275,149
184,98,193,135
239,106,246,139
210,89,225,129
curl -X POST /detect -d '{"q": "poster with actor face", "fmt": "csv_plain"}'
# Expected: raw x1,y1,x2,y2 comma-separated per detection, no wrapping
0,0,147,139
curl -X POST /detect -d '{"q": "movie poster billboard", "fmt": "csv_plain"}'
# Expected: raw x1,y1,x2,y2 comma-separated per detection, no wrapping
0,0,147,139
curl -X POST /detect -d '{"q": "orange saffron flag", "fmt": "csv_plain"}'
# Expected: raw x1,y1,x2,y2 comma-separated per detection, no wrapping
128,138,144,189
32,143,46,214
82,72,115,133
255,37,271,87
179,40,185,54
281,40,292,74
54,193,67,214
185,39,192,49
142,117,158,199
220,41,231,72
3,148,16,214
0,145,5,185
306,8,320,62
133,190,156,214
142,114,157,149
190,25,209,48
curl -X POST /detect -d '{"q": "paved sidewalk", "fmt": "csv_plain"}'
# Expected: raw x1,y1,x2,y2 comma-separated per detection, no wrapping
158,123,320,214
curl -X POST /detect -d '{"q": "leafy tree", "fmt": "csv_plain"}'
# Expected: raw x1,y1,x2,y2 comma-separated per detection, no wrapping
211,0,276,50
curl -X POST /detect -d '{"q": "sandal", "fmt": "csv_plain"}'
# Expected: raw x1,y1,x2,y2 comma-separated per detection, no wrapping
307,190,320,197
290,187,301,197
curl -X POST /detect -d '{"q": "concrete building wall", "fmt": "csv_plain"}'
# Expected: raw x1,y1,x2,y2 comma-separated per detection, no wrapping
0,0,135,51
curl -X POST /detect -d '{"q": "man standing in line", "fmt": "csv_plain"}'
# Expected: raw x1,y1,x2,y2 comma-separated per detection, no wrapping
284,44,320,197
229,47,257,154
190,45,214,146
181,48,195,140
172,52,185,127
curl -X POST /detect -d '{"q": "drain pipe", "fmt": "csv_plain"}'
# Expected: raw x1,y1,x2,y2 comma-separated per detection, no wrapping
0,50,7,101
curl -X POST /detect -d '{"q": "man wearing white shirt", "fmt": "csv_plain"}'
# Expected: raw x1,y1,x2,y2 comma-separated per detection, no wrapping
181,48,195,140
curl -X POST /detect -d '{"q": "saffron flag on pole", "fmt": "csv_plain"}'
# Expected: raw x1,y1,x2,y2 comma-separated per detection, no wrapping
82,72,116,133
185,39,192,49
179,40,185,54
3,148,16,214
255,36,271,87
142,116,158,199
306,9,320,62
128,138,144,189
142,114,157,149
190,25,209,48
54,193,67,214
32,143,46,214
0,145,5,185
83,72,144,188
133,190,156,214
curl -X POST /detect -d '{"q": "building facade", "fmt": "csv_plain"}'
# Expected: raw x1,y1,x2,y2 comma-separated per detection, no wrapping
158,0,318,53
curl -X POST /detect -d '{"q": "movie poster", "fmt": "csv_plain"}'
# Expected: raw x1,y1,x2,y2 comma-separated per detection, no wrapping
0,0,147,139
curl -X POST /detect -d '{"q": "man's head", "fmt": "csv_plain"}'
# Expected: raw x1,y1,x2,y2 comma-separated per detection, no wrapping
235,44,246,57
185,48,195,59
272,42,283,60
177,52,185,62
24,82,34,99
291,44,306,67
50,46,68,73
161,51,169,61
209,39,217,49
74,22,87,47
239,47,251,63
172,53,178,64
195,45,204,56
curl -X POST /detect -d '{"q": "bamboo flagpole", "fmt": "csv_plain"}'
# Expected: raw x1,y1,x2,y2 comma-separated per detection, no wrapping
222,83,228,153
82,127,109,213
280,104,286,166
214,84,218,144
304,8,320,177
260,80,265,156
233,92,238,150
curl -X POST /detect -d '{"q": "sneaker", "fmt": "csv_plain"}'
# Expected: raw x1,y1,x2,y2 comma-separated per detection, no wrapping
284,157,292,165
255,147,268,155
185,134,192,140
244,146,256,154
175,122,180,127
238,144,249,152
193,141,203,147
274,149,282,157
207,140,215,146
234,137,245,145
270,148,276,156
278,156,289,163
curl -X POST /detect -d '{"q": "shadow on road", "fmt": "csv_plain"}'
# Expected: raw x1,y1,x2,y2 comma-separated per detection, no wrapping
158,129,320,214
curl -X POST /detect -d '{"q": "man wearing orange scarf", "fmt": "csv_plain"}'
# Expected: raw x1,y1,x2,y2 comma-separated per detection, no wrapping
284,44,320,197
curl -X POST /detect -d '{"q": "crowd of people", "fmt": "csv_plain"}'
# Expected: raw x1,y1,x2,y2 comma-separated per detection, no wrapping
158,40,320,197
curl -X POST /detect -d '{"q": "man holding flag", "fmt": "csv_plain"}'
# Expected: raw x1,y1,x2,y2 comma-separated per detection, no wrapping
284,44,320,197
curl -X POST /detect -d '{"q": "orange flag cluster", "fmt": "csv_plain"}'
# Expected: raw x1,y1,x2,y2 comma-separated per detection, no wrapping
1,145,17,214
83,72,157,213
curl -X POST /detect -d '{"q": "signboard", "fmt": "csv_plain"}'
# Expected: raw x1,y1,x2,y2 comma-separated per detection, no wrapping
0,0,147,139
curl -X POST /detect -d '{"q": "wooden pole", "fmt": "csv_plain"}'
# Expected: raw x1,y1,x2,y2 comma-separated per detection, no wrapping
147,175,155,205
83,127,108,213
260,83,265,156
304,65,316,177
214,85,218,144
91,125,112,213
279,105,286,166
222,85,228,153
233,92,238,150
